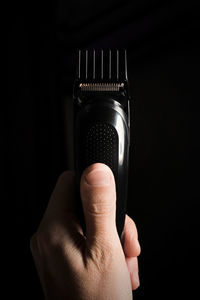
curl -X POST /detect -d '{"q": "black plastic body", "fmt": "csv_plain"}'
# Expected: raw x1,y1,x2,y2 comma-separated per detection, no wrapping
73,96,130,238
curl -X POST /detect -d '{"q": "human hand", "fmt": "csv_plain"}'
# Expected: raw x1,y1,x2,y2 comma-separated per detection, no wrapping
30,163,141,300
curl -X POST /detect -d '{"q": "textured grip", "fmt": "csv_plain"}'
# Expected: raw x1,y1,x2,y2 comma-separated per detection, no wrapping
85,122,118,176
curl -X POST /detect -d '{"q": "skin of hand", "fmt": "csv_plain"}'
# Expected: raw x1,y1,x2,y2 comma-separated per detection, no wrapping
30,163,141,300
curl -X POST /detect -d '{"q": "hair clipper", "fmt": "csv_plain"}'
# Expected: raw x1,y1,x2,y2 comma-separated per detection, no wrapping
73,49,131,239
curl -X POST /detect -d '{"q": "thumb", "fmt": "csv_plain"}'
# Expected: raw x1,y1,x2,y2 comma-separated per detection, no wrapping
80,163,117,244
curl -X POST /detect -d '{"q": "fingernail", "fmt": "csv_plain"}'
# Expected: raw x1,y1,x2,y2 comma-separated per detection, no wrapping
85,165,111,186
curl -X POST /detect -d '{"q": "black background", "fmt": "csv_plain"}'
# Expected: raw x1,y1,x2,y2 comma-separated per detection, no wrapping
8,0,200,299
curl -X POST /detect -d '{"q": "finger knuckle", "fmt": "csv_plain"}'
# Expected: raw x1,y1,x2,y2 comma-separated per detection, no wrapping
41,228,61,249
31,227,61,254
88,202,114,217
136,242,141,256
131,235,141,257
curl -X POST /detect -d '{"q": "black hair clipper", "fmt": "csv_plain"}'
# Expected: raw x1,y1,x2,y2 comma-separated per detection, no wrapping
73,49,131,239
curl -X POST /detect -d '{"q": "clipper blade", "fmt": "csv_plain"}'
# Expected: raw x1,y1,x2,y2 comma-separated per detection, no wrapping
79,83,124,91
73,48,130,118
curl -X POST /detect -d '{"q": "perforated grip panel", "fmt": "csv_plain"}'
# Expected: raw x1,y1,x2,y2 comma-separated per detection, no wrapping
85,122,118,176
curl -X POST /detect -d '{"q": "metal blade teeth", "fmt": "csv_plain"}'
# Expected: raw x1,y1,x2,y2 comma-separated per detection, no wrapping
79,83,124,91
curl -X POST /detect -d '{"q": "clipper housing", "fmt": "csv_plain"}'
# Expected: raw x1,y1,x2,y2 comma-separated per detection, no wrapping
73,49,131,239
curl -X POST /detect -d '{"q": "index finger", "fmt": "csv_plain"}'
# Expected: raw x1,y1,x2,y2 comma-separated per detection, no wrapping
43,171,77,221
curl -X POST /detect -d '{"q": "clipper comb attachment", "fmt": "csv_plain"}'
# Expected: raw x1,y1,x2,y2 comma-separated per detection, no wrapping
73,49,131,238
77,49,127,81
